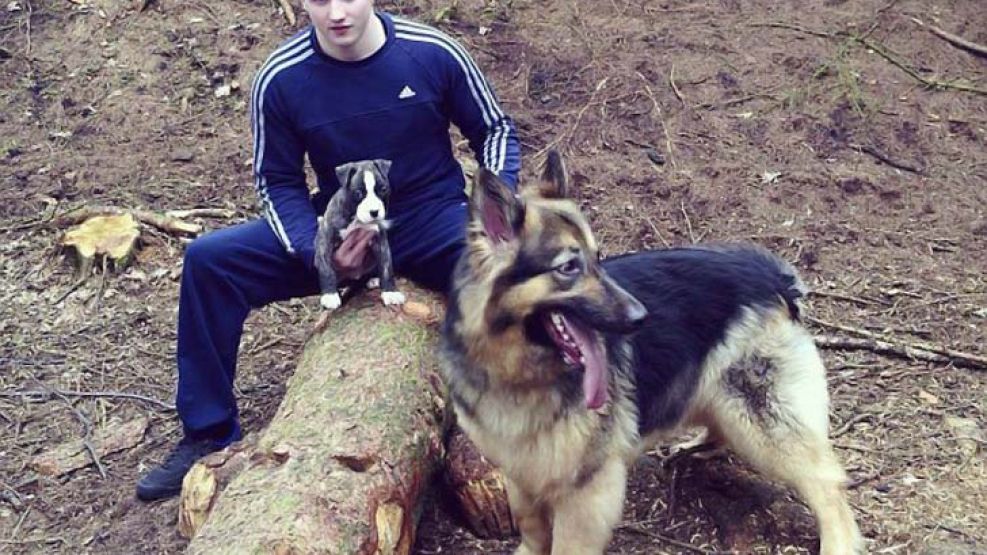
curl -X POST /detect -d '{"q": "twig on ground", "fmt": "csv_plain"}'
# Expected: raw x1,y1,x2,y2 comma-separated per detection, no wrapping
275,0,296,26
848,143,924,174
246,335,285,356
809,289,886,307
52,275,88,305
46,388,107,479
636,71,677,169
748,21,833,39
0,389,175,411
533,77,609,158
809,316,987,369
679,200,697,243
24,0,32,56
855,36,987,95
90,255,109,313
911,18,987,58
644,215,671,248
832,413,877,438
669,64,685,105
619,522,730,554
11,506,30,540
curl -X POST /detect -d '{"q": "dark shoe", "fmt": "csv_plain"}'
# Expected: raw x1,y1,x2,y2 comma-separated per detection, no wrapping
136,437,220,501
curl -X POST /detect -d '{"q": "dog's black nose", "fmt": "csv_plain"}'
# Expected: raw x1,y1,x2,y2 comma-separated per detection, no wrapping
369,209,379,219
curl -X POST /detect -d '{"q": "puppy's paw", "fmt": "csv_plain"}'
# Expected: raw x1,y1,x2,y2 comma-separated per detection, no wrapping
381,291,406,306
366,277,380,290
320,292,342,311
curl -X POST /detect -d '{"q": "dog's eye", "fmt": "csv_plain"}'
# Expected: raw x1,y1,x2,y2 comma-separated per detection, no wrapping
554,259,581,277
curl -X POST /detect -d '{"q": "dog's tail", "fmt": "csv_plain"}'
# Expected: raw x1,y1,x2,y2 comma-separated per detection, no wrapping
698,243,808,321
746,246,807,321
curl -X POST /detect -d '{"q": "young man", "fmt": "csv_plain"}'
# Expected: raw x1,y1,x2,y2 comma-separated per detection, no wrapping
136,0,520,501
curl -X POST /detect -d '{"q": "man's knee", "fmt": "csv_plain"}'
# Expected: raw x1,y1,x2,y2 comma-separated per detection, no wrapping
183,230,233,277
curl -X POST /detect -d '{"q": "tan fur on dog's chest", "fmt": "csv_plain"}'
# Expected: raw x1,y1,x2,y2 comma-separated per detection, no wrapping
457,390,632,500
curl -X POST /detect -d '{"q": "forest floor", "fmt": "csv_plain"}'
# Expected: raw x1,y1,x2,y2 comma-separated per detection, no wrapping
1,0,984,553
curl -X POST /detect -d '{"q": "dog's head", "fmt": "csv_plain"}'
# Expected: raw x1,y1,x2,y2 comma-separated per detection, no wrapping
335,159,392,224
452,150,647,409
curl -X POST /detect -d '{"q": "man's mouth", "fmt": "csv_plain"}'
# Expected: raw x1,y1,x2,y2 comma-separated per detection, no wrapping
329,25,351,36
542,310,609,410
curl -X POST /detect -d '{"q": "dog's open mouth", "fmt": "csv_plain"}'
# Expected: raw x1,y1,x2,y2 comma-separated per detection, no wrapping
543,311,609,410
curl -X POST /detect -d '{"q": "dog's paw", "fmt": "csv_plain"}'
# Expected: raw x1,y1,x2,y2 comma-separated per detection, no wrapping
366,277,380,290
320,293,342,310
381,291,406,306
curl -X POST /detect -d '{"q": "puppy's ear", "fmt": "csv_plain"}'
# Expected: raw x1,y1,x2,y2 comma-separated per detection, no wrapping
334,162,358,188
470,169,524,245
528,149,570,199
373,159,392,177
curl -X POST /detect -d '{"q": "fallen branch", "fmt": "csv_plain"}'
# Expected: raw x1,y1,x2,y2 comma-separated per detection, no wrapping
748,21,987,96
815,334,952,365
164,208,237,220
853,36,987,96
0,389,176,411
848,142,924,174
911,17,987,59
55,206,202,236
275,0,296,26
812,321,986,370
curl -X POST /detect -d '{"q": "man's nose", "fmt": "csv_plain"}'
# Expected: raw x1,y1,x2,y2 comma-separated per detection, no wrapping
329,2,346,20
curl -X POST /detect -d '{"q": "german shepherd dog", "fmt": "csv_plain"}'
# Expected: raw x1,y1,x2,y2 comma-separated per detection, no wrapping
440,151,863,555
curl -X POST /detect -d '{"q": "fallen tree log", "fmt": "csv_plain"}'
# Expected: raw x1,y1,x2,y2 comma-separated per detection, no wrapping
182,286,447,553
180,284,516,553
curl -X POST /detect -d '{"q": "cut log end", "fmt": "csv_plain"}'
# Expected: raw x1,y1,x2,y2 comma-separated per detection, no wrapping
443,427,517,539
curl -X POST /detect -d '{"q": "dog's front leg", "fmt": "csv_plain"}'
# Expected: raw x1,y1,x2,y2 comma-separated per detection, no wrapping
550,457,627,555
374,227,405,307
313,223,342,311
506,479,551,555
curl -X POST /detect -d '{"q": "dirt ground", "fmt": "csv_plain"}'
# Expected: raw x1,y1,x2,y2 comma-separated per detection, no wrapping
1,0,984,553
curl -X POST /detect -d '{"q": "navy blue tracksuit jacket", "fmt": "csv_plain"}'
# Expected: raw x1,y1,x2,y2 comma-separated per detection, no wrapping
175,12,520,442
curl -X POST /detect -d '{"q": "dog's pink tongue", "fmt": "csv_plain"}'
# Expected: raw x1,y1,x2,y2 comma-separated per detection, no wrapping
563,315,608,410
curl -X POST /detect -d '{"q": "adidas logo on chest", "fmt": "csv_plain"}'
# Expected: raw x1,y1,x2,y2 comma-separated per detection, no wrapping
398,85,417,99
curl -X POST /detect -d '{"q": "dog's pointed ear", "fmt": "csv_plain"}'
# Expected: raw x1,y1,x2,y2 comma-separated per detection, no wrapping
373,159,392,177
529,149,570,199
334,162,358,187
470,169,524,244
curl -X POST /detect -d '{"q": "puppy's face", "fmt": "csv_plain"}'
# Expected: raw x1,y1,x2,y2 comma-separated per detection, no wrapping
335,159,392,224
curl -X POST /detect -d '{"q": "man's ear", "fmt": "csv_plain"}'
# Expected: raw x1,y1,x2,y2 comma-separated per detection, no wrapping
470,169,524,245
527,149,570,199
334,162,358,188
373,159,392,177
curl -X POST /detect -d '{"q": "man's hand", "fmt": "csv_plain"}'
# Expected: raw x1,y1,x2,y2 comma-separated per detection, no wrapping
332,226,378,280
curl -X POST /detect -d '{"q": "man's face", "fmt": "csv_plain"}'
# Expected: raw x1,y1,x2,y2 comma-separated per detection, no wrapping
303,0,376,54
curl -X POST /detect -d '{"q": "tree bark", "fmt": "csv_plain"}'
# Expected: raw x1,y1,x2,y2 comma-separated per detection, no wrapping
181,287,449,554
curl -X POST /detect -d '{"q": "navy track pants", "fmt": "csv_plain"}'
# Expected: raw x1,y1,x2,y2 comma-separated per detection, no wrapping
175,201,466,443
